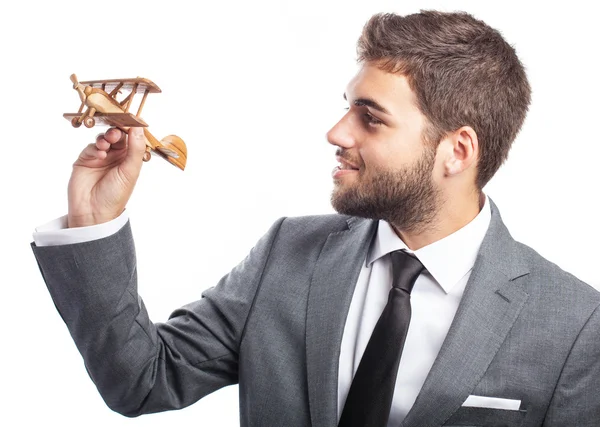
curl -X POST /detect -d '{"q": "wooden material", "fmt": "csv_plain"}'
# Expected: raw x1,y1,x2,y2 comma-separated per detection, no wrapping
123,83,138,113
81,77,161,94
63,112,148,128
137,89,149,117
109,82,124,98
64,74,186,170
143,129,187,170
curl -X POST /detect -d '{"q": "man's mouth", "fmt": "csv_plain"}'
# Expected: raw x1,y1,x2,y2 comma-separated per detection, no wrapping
336,155,360,171
337,164,359,171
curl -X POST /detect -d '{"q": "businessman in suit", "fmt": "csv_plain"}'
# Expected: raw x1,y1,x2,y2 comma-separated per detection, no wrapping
32,10,600,427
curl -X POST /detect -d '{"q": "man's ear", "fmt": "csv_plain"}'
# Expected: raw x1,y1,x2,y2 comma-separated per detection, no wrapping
441,126,478,177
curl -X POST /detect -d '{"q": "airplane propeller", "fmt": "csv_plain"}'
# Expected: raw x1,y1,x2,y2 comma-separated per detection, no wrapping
70,73,79,88
70,73,87,105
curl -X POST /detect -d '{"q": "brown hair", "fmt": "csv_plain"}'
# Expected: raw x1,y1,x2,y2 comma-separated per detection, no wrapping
357,10,531,190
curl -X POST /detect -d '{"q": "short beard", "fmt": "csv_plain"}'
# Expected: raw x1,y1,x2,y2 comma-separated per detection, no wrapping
330,146,442,234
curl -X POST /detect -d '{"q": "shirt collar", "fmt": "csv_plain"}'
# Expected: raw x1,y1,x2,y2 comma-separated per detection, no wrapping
366,193,492,294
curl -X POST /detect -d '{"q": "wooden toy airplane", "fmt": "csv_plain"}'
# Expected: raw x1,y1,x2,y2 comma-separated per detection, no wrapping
63,74,187,170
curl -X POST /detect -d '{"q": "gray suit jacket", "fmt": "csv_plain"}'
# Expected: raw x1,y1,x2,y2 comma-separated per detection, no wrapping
32,199,600,426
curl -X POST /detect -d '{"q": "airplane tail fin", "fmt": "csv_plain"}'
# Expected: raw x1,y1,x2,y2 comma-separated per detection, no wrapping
143,128,187,170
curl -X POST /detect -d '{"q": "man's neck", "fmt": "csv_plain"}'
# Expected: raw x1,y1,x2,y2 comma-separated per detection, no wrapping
392,192,484,251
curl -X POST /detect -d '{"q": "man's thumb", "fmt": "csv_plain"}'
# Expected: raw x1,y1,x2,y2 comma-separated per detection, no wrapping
127,127,148,161
118,127,147,182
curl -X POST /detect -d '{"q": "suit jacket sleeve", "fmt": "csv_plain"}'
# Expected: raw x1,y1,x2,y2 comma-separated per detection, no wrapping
543,302,600,426
31,217,285,417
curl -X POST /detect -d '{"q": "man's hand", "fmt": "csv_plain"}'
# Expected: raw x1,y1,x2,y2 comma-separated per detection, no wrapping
67,127,147,228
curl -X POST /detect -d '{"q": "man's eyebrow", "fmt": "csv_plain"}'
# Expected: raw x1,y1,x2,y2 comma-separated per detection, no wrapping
343,93,391,115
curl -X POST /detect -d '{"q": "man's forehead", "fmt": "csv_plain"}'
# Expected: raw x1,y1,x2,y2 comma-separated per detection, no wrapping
344,63,417,112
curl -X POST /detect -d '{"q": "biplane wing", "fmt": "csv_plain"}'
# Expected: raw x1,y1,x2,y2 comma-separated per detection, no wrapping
79,77,162,94
63,112,148,128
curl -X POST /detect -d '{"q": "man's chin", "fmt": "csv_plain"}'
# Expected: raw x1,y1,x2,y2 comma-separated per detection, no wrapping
331,192,374,219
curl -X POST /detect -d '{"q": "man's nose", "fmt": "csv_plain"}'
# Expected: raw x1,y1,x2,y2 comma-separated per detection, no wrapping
326,115,356,149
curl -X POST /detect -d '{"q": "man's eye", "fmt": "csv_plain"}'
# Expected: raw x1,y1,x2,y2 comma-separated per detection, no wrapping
364,112,383,126
344,107,383,127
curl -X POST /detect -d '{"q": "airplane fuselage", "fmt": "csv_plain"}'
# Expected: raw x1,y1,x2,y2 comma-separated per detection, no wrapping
85,91,123,114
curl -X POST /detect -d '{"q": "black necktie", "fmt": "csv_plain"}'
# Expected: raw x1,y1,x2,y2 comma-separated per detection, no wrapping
338,250,425,427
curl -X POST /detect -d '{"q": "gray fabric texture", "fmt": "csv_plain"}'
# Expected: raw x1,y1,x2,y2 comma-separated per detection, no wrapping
31,199,600,426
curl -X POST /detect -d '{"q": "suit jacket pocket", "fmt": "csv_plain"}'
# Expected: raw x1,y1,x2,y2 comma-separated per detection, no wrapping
442,406,526,427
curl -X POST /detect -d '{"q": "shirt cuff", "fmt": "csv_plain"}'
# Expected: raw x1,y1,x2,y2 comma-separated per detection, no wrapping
32,210,130,247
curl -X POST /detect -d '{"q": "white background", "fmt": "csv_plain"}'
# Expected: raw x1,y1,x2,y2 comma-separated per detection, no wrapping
1,0,598,425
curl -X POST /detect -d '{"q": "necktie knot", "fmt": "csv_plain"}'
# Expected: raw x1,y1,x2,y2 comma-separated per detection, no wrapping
389,250,425,294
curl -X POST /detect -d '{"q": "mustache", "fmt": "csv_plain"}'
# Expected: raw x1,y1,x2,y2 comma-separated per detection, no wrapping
335,149,362,167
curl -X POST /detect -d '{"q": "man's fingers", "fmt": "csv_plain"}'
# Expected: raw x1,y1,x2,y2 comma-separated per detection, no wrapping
85,128,145,167
104,128,124,144
95,128,127,152
80,143,107,161
95,138,111,152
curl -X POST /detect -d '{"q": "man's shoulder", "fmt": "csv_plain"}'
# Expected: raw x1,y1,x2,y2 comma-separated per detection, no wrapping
278,213,369,236
513,239,600,307
265,213,373,252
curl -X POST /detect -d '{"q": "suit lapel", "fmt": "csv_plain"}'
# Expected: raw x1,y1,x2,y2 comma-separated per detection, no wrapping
306,216,377,427
402,199,531,427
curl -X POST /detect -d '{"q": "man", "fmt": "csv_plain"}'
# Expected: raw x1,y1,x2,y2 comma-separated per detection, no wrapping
32,10,600,427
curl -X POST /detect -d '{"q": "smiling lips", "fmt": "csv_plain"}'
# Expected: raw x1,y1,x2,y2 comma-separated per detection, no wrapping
333,155,360,178
336,155,360,170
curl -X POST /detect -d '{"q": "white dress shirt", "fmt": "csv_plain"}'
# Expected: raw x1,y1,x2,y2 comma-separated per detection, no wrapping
33,195,491,425
338,194,491,425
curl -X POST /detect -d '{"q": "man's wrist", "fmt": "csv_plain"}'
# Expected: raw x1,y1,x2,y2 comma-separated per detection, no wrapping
67,211,123,228
34,210,130,246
